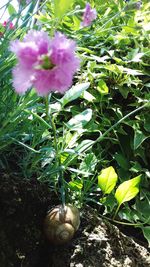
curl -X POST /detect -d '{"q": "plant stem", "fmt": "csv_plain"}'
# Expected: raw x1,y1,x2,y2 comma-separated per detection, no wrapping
25,109,51,129
45,95,49,119
100,212,147,227
113,205,120,220
45,96,65,208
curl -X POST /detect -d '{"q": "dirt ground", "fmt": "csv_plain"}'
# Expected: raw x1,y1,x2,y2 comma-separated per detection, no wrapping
0,174,150,267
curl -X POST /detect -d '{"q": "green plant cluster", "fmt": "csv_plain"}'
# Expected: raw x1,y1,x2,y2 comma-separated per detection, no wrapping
0,0,150,245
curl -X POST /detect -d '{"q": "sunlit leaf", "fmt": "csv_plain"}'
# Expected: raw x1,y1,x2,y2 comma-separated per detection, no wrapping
65,132,80,149
8,4,17,16
66,109,92,131
72,16,81,31
60,83,90,107
80,153,97,177
81,91,96,102
115,175,141,206
69,180,83,191
98,166,118,194
131,53,144,63
54,0,74,18
97,79,109,95
75,139,94,154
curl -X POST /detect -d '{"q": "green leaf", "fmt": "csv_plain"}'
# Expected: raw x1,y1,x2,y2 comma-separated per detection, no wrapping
80,153,97,177
144,115,150,132
127,49,144,63
72,15,81,31
81,91,96,102
101,194,116,213
123,67,143,76
75,139,94,154
114,153,130,170
63,139,94,167
118,86,130,99
136,197,150,221
60,83,90,107
97,79,109,95
141,226,150,247
130,161,142,173
118,206,135,222
134,129,148,150
115,175,141,206
69,180,83,191
64,132,79,149
66,109,92,131
54,0,74,18
8,4,17,16
98,166,118,194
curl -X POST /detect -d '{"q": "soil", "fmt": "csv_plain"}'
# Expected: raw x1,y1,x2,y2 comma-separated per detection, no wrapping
0,174,150,267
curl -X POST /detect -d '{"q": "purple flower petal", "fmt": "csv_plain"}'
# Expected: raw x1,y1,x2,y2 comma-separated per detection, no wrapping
10,30,80,95
50,32,76,65
82,3,97,27
12,65,34,94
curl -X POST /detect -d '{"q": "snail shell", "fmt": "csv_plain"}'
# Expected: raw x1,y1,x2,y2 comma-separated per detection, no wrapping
44,204,80,245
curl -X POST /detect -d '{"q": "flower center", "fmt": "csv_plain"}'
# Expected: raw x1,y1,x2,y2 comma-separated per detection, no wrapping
35,54,55,70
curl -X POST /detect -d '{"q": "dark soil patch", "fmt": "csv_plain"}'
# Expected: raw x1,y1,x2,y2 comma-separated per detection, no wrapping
0,174,150,267
0,173,54,266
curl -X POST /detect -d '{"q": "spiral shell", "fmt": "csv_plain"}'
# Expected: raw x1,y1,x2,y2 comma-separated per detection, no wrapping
44,204,80,245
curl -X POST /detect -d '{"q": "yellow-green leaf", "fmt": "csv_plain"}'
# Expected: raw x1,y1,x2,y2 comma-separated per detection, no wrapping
98,166,118,194
115,175,141,206
97,79,109,95
69,180,83,191
54,0,74,18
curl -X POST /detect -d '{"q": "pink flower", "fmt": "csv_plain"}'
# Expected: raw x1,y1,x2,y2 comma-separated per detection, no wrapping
2,21,14,29
9,22,14,29
2,21,7,27
10,30,80,95
81,3,97,27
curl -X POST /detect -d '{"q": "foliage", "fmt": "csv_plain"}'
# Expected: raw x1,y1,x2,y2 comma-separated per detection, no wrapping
98,166,118,194
0,0,150,245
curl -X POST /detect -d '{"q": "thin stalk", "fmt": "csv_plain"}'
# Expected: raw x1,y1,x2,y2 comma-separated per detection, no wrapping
10,137,40,153
113,205,120,220
45,95,49,119
45,96,65,208
24,109,51,129
85,205,148,227
51,115,65,208
101,213,148,227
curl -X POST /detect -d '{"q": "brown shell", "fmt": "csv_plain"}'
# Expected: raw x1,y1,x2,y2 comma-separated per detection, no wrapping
44,204,80,245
